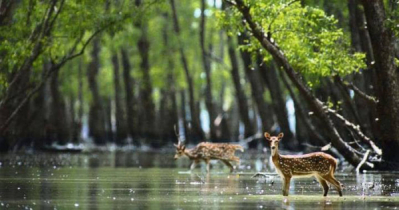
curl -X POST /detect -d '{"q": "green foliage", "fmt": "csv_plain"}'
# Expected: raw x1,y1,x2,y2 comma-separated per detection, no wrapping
218,0,366,82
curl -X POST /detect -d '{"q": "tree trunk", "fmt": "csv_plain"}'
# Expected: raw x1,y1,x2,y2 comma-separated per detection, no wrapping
87,38,107,145
258,59,295,147
238,33,273,141
77,58,83,143
362,0,399,165
29,67,48,149
200,0,217,140
170,0,204,142
179,90,189,144
348,0,379,140
348,0,362,52
121,48,140,146
135,0,156,141
49,69,69,145
111,52,127,145
162,15,179,145
104,96,113,142
227,35,254,138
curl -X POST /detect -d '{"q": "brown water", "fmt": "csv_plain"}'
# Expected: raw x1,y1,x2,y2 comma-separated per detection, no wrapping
0,151,398,209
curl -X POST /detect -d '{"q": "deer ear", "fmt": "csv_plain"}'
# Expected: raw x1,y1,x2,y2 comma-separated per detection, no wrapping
182,145,186,151
264,132,271,141
278,132,284,140
174,143,178,148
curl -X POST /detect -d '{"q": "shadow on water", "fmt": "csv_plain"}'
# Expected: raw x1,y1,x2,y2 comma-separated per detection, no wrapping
0,151,398,209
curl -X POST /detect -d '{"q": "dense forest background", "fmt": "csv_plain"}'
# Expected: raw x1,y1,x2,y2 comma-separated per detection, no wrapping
0,0,399,170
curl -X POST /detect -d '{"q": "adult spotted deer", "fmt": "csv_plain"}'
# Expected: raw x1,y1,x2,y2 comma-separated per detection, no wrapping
174,130,243,173
265,132,343,197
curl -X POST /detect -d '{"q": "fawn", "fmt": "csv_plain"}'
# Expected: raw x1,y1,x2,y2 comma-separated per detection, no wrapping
265,132,343,197
173,136,244,173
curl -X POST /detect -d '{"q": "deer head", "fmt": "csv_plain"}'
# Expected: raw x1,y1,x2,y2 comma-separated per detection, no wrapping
174,125,186,160
265,132,284,156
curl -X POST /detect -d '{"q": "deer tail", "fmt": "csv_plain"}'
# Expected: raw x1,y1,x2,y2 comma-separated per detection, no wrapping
235,145,244,152
330,159,337,174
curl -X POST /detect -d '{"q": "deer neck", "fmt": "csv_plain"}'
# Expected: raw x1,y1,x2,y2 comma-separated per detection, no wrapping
184,149,195,159
271,151,281,165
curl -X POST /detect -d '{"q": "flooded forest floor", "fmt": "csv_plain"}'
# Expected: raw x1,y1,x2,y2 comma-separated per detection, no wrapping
0,151,398,209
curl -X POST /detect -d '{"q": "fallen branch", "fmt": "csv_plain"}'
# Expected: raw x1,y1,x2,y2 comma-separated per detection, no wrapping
240,132,263,146
356,150,373,172
327,108,382,156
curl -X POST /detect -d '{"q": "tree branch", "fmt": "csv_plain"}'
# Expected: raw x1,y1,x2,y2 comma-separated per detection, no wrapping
356,150,373,172
346,82,378,104
327,108,382,155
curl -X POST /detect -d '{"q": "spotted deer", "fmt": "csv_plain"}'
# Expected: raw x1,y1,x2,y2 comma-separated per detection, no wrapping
174,131,244,173
265,132,343,197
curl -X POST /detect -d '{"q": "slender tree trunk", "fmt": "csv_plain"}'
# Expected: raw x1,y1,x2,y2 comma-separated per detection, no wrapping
200,0,216,140
158,89,168,147
238,33,273,138
121,48,140,146
170,0,204,142
87,38,106,145
77,58,83,143
135,0,156,141
227,35,254,139
348,0,362,52
104,96,113,142
362,0,399,165
162,15,179,144
180,90,189,143
258,59,295,146
111,52,127,145
348,0,378,140
50,69,69,145
29,67,48,148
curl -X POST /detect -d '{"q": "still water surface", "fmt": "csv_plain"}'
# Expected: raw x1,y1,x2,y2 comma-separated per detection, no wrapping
0,151,398,209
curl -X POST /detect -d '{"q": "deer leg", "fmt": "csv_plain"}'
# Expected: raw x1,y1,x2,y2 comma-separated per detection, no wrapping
316,176,329,196
282,176,291,196
323,176,343,197
222,160,234,173
231,156,240,163
205,159,211,173
190,160,199,171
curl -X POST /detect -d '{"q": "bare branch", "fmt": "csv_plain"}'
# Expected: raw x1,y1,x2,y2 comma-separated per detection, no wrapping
356,150,374,173
241,132,263,145
327,108,382,155
346,82,378,104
